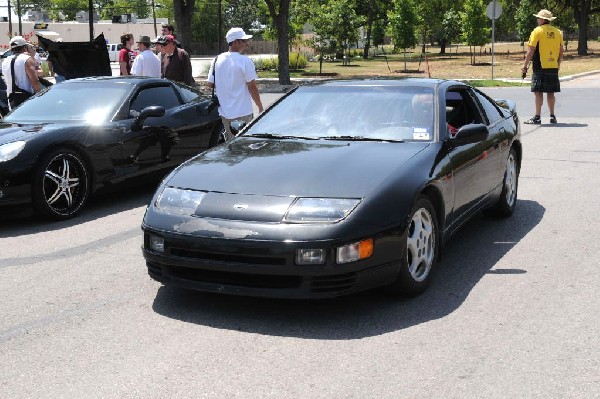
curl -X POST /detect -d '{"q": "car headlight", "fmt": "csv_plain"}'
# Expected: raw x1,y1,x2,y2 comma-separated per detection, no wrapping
284,198,361,223
0,141,26,162
155,186,206,215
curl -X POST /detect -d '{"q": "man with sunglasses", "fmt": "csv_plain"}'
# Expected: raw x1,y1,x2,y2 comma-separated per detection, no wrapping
153,34,194,86
207,27,263,140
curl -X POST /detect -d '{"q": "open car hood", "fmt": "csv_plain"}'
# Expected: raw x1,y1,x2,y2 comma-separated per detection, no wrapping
38,33,112,79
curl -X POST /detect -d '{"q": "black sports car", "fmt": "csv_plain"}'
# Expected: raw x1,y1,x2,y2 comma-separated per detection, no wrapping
142,78,522,299
0,76,223,219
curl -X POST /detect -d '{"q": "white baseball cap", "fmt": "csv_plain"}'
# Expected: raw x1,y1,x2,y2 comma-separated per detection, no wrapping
10,36,29,48
225,27,252,43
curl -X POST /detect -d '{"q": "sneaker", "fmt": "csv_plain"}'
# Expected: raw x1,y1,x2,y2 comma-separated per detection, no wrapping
524,115,541,125
549,115,557,124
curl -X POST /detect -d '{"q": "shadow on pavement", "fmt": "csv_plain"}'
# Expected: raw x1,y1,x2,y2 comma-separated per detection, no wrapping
151,199,545,339
0,183,157,237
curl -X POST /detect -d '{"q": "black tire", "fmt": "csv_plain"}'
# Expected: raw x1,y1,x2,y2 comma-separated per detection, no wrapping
32,149,90,220
390,195,439,296
208,120,227,147
486,147,519,217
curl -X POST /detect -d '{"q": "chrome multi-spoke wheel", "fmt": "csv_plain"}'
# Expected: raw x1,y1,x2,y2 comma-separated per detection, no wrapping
487,147,519,217
391,195,439,296
504,151,518,208
406,207,435,282
33,149,89,219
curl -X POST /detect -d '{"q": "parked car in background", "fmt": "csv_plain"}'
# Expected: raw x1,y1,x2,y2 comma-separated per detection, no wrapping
142,78,522,299
107,43,123,62
0,76,223,219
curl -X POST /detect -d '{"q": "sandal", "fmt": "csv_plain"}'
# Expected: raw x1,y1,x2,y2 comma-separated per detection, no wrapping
549,115,557,124
524,115,541,125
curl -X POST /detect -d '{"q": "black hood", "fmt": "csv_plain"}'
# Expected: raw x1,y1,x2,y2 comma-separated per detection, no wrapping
38,33,112,79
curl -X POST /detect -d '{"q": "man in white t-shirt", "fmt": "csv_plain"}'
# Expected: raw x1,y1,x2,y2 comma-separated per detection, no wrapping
1,36,41,109
131,35,161,78
207,27,263,140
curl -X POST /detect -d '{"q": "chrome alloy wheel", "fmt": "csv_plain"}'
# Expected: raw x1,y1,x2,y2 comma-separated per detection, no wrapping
504,151,518,207
42,153,87,216
406,207,435,282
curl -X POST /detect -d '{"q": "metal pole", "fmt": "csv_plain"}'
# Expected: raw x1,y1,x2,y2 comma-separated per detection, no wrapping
16,0,22,35
8,0,12,37
152,0,157,37
217,0,222,54
491,0,496,80
88,0,94,40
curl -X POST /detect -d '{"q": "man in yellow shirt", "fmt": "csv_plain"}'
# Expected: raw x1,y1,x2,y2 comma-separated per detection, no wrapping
521,9,564,124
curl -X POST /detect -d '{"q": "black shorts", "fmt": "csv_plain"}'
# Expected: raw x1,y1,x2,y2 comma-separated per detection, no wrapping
531,69,560,93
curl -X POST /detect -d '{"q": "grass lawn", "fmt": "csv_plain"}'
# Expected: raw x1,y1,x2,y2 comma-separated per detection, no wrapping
257,40,600,83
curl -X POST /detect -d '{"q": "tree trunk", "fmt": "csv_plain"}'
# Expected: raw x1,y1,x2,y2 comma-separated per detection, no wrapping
440,38,447,54
173,0,196,51
265,0,291,85
576,9,589,55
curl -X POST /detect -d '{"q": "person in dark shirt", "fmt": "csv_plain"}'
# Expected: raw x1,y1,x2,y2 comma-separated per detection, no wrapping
152,35,194,86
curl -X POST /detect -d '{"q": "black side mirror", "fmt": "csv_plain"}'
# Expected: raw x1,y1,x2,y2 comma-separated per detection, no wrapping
452,123,488,145
132,105,165,131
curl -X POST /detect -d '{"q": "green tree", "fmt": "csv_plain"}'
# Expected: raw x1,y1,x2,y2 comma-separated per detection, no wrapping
263,0,292,84
296,0,339,73
461,0,489,65
173,0,196,48
371,18,387,48
48,0,88,20
561,0,600,55
438,9,462,54
389,0,417,71
355,0,391,59
515,0,537,52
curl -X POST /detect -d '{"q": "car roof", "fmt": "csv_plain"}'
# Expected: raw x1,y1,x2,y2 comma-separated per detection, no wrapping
302,77,468,91
61,76,168,85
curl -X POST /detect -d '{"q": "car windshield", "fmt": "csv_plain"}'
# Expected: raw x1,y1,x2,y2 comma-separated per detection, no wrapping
4,82,131,124
245,85,436,142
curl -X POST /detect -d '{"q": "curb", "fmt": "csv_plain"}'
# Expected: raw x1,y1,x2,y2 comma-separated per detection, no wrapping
254,70,600,92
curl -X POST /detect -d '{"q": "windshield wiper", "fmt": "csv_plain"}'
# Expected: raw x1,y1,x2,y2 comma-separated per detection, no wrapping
319,135,405,143
247,133,319,140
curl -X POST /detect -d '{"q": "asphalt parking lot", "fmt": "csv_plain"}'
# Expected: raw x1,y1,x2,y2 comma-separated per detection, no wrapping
0,74,598,397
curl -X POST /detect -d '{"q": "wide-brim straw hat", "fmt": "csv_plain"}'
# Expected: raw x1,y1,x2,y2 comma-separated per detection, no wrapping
533,9,557,21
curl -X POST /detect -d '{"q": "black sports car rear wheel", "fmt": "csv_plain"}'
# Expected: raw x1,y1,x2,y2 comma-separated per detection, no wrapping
209,120,227,147
32,149,90,220
392,195,439,296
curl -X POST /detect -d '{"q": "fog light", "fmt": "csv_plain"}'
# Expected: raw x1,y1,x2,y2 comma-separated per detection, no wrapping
337,239,373,264
296,248,326,265
149,235,165,253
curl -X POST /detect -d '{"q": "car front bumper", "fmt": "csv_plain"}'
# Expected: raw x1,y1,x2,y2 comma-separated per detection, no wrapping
142,227,404,299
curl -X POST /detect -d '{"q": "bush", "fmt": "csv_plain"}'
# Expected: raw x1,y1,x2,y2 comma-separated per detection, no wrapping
253,57,278,71
289,52,308,69
253,53,308,71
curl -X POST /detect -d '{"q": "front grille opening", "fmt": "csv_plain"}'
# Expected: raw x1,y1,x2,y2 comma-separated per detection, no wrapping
169,267,302,289
170,248,287,266
311,272,357,293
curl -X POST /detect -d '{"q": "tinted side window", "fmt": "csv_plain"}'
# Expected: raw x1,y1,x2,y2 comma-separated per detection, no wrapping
130,85,181,112
445,89,485,129
473,90,503,125
174,82,200,103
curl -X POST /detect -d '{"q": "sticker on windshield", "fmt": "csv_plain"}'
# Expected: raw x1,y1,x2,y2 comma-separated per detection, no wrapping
412,128,430,140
